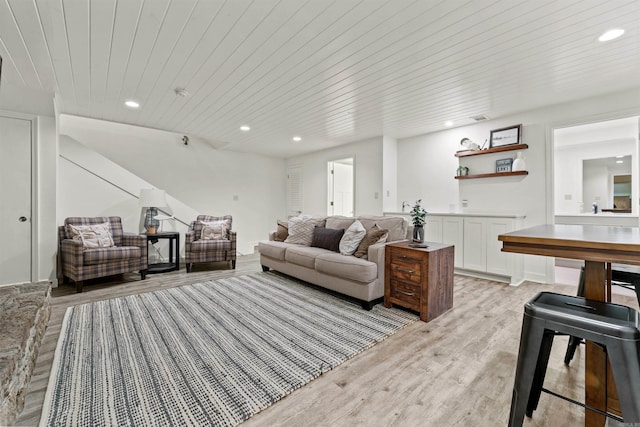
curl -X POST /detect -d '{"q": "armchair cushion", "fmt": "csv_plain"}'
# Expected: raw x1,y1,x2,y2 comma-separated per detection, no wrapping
190,239,233,252
83,246,142,265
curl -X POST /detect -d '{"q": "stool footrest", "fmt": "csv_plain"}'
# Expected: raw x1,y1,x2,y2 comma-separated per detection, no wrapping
541,388,624,423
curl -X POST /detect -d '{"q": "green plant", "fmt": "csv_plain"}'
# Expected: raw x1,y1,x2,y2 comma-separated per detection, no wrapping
410,199,427,227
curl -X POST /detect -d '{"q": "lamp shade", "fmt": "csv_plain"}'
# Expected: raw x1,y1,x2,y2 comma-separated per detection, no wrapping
139,189,167,208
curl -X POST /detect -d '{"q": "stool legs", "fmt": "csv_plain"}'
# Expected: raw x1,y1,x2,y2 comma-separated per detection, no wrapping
509,314,546,427
606,341,640,422
526,330,555,417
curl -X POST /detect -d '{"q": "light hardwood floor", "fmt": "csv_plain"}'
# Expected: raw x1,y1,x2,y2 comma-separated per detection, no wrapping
15,255,639,426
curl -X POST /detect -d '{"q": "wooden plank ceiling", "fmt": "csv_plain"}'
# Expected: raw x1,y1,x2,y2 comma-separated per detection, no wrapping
0,0,639,157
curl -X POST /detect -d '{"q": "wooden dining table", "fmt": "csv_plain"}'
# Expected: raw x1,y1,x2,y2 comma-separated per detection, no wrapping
498,224,640,427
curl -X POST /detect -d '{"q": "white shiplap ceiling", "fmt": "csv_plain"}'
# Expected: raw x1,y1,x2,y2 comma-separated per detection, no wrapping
1,0,639,158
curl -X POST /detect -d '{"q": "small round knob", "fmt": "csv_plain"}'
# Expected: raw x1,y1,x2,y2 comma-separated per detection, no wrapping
18,216,27,222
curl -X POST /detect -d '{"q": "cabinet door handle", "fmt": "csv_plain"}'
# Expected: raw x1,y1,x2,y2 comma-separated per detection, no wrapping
394,266,416,274
397,290,415,297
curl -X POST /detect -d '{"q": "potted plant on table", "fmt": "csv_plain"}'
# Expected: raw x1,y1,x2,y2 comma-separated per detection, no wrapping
410,199,428,243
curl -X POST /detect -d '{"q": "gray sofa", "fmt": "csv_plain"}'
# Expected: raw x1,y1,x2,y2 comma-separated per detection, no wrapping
258,215,412,309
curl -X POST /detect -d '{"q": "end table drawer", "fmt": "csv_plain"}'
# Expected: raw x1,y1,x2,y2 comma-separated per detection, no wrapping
389,261,422,282
389,280,420,308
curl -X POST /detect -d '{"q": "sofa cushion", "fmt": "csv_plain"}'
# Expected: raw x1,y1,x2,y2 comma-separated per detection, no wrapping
339,220,366,255
354,225,388,259
284,216,325,246
325,216,355,230
315,253,377,283
311,226,344,252
359,216,407,242
285,246,330,268
274,220,289,242
258,241,289,261
83,246,141,265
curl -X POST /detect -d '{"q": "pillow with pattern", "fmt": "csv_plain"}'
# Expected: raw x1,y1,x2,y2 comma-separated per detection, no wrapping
68,222,115,249
284,215,324,246
200,219,231,240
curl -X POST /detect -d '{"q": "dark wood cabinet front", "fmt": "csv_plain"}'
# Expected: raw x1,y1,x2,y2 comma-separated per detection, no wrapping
384,241,454,322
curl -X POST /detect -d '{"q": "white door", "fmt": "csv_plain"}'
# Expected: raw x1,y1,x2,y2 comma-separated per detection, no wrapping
287,165,303,216
0,116,32,285
327,158,354,216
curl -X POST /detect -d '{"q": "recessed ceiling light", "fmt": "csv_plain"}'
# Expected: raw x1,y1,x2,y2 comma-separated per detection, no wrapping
292,136,302,142
616,155,624,158
445,121,453,127
598,29,624,42
125,100,140,108
616,160,624,164
240,125,251,131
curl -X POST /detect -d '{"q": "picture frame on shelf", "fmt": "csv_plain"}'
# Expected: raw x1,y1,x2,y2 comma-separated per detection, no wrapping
490,124,522,148
496,158,513,173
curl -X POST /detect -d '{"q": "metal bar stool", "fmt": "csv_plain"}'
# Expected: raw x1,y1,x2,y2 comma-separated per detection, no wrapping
564,265,640,365
508,292,640,426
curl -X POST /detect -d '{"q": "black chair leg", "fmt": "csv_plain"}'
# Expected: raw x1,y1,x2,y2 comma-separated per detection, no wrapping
526,331,555,416
75,280,84,293
186,263,191,273
232,260,236,269
262,265,270,272
564,336,583,365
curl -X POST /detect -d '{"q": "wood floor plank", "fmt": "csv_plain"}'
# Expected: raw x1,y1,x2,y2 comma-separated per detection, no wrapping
15,255,639,426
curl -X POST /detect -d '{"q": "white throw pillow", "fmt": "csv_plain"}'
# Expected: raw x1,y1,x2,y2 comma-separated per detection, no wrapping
68,222,114,249
284,215,323,246
339,220,366,255
200,219,230,240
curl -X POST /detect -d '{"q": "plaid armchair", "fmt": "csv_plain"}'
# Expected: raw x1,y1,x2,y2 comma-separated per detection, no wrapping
185,215,236,272
58,216,147,292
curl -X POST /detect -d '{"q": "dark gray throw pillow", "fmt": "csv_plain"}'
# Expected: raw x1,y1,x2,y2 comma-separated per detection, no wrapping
311,226,345,252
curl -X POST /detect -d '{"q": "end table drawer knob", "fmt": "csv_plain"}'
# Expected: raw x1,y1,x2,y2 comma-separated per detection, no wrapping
394,266,416,274
397,290,415,297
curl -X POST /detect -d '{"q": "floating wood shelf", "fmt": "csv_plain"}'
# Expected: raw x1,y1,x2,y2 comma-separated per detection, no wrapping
455,171,529,180
455,144,529,157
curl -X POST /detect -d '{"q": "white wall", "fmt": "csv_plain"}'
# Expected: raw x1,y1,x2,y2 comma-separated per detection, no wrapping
396,88,640,283
59,115,286,255
382,136,398,212
287,136,384,216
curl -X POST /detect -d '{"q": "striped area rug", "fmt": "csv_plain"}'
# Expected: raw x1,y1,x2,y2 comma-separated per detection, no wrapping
41,272,417,426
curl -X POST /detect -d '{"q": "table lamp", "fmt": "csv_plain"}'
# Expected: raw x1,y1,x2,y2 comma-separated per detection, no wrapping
139,188,168,234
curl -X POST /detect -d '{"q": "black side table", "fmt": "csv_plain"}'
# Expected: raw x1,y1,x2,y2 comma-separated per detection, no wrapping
144,231,180,274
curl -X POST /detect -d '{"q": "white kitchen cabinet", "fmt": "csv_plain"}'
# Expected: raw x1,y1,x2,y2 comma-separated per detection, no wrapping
384,211,525,284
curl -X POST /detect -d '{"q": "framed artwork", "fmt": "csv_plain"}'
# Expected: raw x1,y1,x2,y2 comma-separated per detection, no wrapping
490,124,522,148
496,158,513,173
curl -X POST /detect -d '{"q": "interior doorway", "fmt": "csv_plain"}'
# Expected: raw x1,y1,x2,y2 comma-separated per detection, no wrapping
327,157,354,216
0,115,32,285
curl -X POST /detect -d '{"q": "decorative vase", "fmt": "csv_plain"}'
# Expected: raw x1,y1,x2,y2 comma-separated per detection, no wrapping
413,225,425,243
512,151,526,172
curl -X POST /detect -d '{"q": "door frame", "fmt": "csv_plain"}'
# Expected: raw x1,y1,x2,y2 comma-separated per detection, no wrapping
0,109,39,285
327,157,355,216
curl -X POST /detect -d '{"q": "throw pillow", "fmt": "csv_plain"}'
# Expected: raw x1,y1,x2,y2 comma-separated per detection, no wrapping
284,215,324,246
274,220,289,242
200,219,231,240
68,222,114,249
354,225,389,259
339,219,366,256
310,226,345,252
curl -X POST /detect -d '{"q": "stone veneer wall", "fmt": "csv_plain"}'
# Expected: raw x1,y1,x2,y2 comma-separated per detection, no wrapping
0,282,51,426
